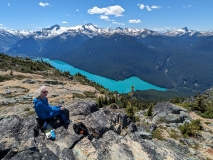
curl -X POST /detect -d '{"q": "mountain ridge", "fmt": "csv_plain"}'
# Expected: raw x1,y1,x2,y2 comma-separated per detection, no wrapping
1,24,213,93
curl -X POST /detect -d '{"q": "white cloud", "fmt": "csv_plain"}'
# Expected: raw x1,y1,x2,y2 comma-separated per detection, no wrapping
112,21,124,25
129,19,141,24
151,5,161,9
62,21,67,24
66,14,69,16
100,15,110,21
39,2,50,7
138,4,161,11
76,9,79,11
8,3,10,6
0,24,2,26
146,6,152,11
138,4,145,10
88,5,125,17
183,5,191,8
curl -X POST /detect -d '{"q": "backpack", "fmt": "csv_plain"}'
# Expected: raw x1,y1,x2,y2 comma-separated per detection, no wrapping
73,122,89,136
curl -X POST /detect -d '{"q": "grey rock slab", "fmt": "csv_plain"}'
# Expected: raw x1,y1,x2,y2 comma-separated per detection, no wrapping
152,102,189,124
59,148,76,160
138,131,153,139
67,99,99,116
84,110,113,139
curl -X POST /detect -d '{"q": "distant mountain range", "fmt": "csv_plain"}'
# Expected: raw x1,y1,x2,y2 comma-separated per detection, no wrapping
1,24,213,92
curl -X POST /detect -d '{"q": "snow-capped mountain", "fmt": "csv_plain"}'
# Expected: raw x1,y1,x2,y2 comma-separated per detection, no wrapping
1,23,213,55
162,26,213,37
0,29,32,52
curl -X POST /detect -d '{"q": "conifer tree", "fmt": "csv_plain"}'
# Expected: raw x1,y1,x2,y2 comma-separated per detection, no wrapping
147,103,153,116
104,96,108,105
98,97,103,108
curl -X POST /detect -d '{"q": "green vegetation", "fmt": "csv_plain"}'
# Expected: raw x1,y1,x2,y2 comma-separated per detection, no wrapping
179,119,202,137
72,93,87,99
146,103,153,116
151,128,165,140
125,102,138,122
204,121,211,125
25,110,35,117
0,54,53,72
178,95,213,118
24,107,30,111
0,75,11,82
0,53,75,81
168,128,179,140
134,89,195,103
83,91,96,98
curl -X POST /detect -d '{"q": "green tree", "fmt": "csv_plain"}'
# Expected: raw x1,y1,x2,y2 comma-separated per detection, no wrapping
147,103,153,116
98,97,103,108
104,96,108,105
126,102,134,120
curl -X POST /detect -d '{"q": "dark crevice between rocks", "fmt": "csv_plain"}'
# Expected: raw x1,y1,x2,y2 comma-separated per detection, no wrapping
69,135,85,149
0,148,11,159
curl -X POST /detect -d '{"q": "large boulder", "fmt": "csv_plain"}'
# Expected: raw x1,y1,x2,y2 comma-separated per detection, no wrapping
152,102,189,124
84,110,113,138
67,99,99,116
103,108,133,129
0,115,23,159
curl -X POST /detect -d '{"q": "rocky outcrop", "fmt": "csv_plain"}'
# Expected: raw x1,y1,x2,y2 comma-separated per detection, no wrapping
152,102,190,124
0,100,200,159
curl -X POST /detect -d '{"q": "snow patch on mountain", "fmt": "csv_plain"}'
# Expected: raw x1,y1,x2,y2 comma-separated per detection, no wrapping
2,24,213,40
1,24,213,53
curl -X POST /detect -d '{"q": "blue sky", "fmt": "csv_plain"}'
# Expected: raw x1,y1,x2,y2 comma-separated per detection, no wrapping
0,0,212,31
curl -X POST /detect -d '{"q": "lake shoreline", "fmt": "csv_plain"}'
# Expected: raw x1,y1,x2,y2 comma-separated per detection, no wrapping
37,58,167,93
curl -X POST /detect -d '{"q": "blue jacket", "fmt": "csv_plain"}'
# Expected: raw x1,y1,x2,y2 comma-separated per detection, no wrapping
33,98,61,120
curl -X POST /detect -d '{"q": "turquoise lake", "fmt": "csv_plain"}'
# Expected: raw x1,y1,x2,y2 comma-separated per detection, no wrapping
42,58,166,93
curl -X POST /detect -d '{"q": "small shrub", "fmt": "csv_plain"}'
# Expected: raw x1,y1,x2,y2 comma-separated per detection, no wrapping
83,91,96,98
169,128,180,140
134,116,140,122
151,128,165,140
204,121,211,125
25,111,35,117
179,119,202,137
24,107,30,111
72,93,87,99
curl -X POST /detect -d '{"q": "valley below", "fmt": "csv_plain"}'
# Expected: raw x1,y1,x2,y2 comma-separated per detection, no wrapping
0,55,213,159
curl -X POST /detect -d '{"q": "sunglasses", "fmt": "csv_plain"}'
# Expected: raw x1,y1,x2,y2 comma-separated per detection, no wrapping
42,91,48,93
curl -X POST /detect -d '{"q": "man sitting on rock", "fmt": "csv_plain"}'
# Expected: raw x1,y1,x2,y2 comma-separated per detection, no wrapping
33,85,70,126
